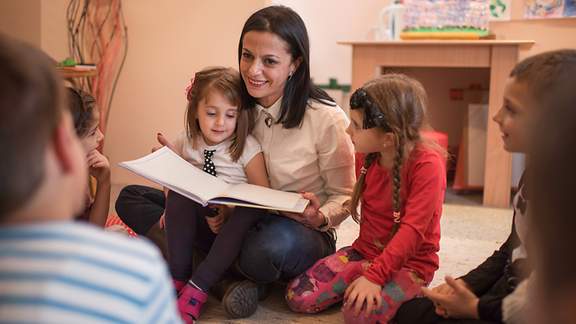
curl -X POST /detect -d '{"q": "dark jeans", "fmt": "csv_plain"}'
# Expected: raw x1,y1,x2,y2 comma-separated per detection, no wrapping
115,185,164,235
165,190,265,291
394,297,500,324
115,185,336,285
235,212,336,283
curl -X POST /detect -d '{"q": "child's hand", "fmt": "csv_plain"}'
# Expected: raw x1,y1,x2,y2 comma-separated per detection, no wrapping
281,192,325,229
343,276,382,317
159,213,166,229
205,205,231,234
421,276,479,319
152,132,177,152
87,149,110,183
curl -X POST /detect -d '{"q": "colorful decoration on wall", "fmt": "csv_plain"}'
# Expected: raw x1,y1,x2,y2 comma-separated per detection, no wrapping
490,0,512,20
525,0,565,18
565,0,576,16
401,0,490,39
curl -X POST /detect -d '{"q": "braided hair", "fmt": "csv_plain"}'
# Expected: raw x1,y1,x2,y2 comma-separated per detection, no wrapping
348,74,428,240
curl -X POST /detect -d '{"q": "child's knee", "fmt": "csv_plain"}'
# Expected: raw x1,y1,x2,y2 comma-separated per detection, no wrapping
285,276,323,314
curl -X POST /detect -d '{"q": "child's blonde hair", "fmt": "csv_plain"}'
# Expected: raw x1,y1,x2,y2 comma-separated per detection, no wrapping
185,67,253,161
349,74,435,235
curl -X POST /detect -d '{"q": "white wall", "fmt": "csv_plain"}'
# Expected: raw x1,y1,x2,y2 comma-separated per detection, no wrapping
271,0,390,85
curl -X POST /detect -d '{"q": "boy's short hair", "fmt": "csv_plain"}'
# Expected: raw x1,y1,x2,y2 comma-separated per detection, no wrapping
510,49,576,98
0,34,65,218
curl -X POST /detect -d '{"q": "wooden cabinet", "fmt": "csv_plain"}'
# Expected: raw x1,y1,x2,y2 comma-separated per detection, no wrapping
339,40,534,207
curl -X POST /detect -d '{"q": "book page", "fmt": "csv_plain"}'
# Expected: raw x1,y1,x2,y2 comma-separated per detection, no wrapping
212,183,309,213
119,147,228,204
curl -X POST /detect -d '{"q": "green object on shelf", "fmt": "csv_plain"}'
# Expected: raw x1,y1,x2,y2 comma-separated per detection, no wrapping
316,78,351,92
58,57,77,67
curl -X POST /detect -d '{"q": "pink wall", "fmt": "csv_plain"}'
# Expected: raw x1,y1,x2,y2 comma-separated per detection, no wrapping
0,0,41,47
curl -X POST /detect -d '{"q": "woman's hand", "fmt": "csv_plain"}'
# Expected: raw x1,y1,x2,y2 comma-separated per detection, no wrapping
421,276,479,319
281,192,325,229
344,276,383,317
87,149,110,183
205,205,231,234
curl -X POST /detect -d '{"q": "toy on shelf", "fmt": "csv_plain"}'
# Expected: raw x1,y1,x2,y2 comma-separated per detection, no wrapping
401,0,491,40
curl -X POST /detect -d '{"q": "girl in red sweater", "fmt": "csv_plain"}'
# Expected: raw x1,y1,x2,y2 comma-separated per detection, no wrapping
286,74,446,323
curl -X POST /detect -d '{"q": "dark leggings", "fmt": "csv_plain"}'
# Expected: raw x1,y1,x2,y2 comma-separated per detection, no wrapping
115,185,165,235
165,190,265,292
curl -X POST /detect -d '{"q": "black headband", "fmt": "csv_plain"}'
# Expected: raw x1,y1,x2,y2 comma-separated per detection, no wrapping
349,88,390,130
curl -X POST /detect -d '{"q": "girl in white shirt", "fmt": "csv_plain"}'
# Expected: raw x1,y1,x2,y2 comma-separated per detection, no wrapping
163,66,269,323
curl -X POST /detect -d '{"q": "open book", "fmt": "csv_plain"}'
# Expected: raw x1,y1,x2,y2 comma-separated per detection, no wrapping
119,147,309,213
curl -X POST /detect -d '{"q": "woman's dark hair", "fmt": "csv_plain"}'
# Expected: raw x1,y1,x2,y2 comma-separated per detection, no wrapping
0,34,64,218
67,87,97,137
238,5,334,128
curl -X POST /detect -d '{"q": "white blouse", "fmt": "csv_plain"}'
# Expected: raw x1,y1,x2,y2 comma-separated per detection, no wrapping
173,132,262,185
252,98,355,229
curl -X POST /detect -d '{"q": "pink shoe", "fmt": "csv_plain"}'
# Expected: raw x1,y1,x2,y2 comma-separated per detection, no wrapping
177,282,208,323
173,279,186,293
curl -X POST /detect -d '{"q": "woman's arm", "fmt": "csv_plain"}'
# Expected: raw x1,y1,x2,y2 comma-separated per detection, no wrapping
315,110,356,229
244,152,270,187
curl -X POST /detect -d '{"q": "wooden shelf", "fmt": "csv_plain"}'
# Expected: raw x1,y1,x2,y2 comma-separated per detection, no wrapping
338,40,535,46
56,66,97,79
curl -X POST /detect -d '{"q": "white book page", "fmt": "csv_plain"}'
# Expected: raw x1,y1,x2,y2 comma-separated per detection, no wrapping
213,183,309,213
119,147,229,204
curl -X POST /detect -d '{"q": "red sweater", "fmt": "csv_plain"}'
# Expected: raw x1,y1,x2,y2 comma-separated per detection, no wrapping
352,146,446,286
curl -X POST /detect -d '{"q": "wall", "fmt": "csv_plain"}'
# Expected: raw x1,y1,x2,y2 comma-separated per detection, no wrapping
274,0,576,85
272,0,387,85
0,0,42,47
3,0,266,188
490,0,576,59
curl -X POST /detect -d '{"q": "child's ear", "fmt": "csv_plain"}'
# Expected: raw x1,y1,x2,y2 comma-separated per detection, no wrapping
53,113,84,174
381,132,396,149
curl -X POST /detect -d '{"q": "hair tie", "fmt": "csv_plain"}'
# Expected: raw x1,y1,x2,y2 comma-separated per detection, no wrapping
185,75,196,101
350,87,389,130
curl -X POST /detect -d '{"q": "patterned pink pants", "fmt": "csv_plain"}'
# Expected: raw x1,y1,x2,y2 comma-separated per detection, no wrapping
286,246,424,324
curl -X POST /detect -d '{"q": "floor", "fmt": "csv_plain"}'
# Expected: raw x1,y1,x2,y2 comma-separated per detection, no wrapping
110,185,512,323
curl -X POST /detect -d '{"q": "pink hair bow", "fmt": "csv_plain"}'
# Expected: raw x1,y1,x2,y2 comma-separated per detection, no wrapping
185,75,195,100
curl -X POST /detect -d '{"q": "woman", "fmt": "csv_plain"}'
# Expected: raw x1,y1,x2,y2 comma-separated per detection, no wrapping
214,4,355,318
115,5,355,319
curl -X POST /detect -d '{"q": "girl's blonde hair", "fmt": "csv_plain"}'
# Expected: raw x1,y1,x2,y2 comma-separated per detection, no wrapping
185,67,253,161
349,74,441,234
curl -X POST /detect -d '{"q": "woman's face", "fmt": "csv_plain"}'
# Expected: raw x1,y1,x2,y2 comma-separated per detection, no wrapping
240,31,300,108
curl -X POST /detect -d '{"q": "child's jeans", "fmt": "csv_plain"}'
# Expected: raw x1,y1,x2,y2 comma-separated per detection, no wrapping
165,190,265,291
286,246,425,324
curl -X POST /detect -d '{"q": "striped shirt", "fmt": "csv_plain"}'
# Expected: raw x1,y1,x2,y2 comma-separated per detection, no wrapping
0,222,181,324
